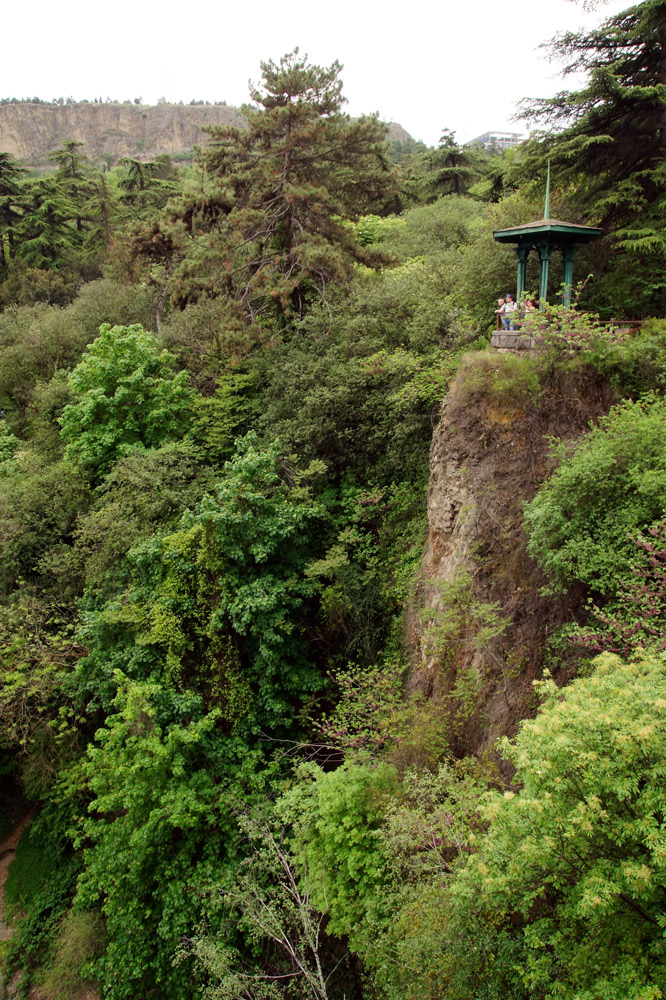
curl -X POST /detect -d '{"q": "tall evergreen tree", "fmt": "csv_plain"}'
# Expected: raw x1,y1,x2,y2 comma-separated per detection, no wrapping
118,155,179,216
0,153,25,274
421,129,487,201
176,50,395,324
520,1,666,236
14,177,81,269
49,140,95,234
516,0,666,312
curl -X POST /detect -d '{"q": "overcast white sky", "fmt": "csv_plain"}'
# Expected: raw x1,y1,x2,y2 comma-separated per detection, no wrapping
3,0,629,146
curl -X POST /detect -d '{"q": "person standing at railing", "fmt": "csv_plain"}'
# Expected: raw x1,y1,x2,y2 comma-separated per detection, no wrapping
501,293,518,330
495,297,505,329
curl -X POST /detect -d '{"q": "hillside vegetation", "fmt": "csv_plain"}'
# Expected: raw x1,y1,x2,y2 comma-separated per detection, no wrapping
2,22,666,1000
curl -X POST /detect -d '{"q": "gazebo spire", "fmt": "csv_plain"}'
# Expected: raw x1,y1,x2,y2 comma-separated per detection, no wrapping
544,160,551,220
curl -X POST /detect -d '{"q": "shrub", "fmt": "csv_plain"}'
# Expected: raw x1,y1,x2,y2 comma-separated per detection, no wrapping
524,395,666,594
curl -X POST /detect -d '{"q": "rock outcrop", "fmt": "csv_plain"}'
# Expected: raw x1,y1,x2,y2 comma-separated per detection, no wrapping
0,102,245,166
410,351,616,755
0,102,412,168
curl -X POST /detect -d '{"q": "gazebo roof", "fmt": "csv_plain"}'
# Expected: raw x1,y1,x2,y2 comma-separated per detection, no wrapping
492,163,601,248
493,217,602,245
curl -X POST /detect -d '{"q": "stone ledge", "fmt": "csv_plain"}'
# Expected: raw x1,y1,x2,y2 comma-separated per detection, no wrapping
491,332,538,351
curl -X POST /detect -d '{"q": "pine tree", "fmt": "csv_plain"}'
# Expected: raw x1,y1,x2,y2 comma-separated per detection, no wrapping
420,129,488,201
515,1,666,312
0,153,25,274
176,50,395,325
520,1,666,236
14,177,81,269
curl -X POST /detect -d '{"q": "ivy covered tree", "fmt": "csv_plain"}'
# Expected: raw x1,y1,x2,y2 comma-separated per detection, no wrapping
175,49,395,325
75,434,327,728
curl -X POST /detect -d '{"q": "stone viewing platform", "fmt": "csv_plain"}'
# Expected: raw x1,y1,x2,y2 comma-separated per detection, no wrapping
491,332,539,352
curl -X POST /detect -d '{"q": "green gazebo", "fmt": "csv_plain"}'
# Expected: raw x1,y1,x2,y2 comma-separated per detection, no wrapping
493,168,601,307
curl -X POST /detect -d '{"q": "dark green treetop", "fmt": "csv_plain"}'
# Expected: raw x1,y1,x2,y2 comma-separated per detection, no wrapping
519,0,666,234
175,49,396,325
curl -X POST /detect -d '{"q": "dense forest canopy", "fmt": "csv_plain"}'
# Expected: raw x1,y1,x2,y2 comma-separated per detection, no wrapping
2,15,666,1000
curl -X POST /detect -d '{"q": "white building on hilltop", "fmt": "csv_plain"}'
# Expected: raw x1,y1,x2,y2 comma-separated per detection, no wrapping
465,130,527,151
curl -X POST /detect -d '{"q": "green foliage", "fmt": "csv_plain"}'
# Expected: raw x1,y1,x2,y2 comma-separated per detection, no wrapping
64,277,163,339
0,152,25,278
0,260,79,308
0,418,20,472
0,599,83,796
262,321,452,484
448,191,544,329
72,677,245,1000
581,317,666,397
190,369,262,463
306,478,427,669
75,434,326,727
39,909,104,1000
417,128,490,201
60,323,193,475
176,50,394,324
0,280,161,423
456,350,541,410
0,304,85,416
315,660,408,756
188,810,337,1000
381,194,484,262
519,298,609,356
0,449,90,596
459,652,666,1000
160,294,258,379
577,517,666,658
286,760,400,945
74,440,215,595
524,394,666,594
360,762,495,1000
117,154,179,216
351,213,405,247
13,176,82,270
3,821,81,987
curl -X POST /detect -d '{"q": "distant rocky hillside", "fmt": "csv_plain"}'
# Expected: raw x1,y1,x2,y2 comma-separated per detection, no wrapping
0,102,245,166
0,102,413,167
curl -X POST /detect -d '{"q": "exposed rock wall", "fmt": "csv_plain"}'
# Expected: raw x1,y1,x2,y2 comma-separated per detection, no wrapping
0,103,411,168
0,103,245,166
410,351,616,756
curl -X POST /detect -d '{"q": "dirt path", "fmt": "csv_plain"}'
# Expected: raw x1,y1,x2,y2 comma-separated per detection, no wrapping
0,809,35,942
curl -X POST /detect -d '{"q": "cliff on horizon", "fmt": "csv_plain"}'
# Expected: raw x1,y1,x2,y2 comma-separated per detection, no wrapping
0,101,413,167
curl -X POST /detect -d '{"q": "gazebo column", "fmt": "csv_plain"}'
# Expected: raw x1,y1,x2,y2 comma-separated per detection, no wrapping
562,245,577,307
515,245,530,302
538,245,552,307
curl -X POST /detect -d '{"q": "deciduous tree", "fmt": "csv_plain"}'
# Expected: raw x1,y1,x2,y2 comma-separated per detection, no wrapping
59,323,193,476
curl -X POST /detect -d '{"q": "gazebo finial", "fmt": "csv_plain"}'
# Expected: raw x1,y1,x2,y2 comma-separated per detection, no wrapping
544,160,551,220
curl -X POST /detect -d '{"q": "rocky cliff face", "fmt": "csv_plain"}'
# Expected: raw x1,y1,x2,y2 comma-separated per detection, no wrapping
0,102,411,167
0,103,245,166
410,352,616,756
